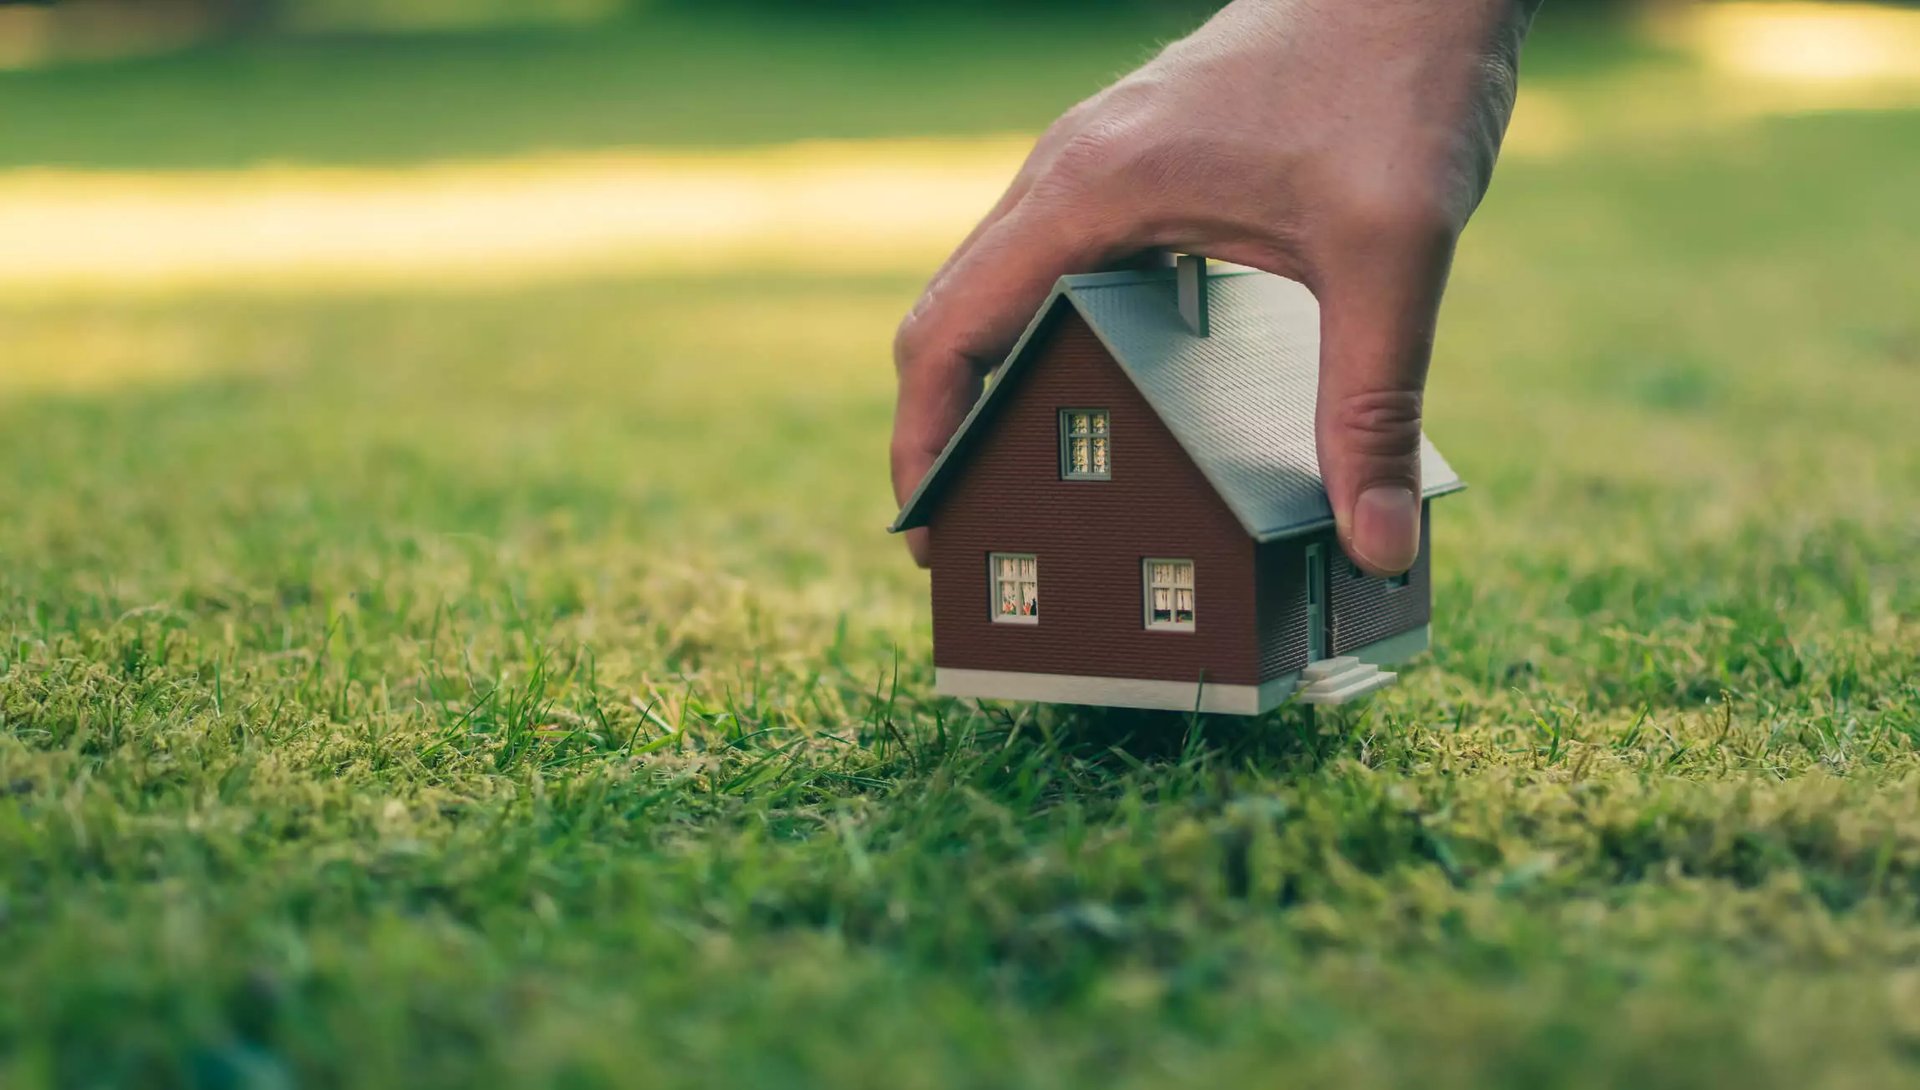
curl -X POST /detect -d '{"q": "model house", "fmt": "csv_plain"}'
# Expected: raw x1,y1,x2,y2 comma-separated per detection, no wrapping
890,256,1463,714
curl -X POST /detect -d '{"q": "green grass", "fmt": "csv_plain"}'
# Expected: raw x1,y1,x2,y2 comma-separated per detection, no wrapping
0,11,1193,170
0,7,1655,169
5,18,1920,1090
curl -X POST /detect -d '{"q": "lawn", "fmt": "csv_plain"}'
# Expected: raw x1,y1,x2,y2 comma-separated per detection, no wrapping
0,7,1648,170
3,10,1920,1090
0,9,1208,169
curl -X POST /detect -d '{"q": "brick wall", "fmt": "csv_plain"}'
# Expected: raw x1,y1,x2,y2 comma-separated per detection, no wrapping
1256,507,1434,677
1327,508,1433,654
1254,537,1309,681
924,307,1261,686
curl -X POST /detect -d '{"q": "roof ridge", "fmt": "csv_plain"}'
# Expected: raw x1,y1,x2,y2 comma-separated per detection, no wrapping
890,268,1463,541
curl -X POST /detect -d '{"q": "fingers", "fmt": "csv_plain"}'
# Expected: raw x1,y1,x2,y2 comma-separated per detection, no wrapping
912,94,1101,298
1311,223,1455,576
891,201,1115,566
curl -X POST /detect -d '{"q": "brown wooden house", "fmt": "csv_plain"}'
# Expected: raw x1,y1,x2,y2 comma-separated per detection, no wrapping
891,257,1463,714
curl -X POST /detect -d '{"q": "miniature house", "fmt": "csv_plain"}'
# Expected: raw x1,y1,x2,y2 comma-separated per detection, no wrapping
890,256,1463,714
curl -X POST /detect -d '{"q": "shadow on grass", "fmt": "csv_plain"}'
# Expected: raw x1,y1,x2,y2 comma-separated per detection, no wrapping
925,699,1375,814
1046,703,1338,766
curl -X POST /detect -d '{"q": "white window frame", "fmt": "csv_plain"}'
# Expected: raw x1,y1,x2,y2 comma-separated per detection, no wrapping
988,553,1039,625
1059,409,1111,480
1352,559,1412,590
1142,558,1196,632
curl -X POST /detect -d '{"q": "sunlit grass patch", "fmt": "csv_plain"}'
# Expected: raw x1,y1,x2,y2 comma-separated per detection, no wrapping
8,8,1920,297
0,138,1027,295
1674,1,1920,87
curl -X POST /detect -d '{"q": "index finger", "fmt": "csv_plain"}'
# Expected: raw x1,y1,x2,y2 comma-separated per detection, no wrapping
890,204,1113,565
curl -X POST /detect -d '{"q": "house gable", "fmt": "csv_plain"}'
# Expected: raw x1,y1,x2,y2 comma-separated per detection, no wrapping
893,266,1465,544
923,307,1261,687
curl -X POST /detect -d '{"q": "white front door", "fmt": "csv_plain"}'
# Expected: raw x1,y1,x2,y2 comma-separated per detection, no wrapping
1305,543,1327,662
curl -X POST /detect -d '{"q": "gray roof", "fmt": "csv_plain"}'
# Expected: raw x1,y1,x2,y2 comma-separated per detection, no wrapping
890,265,1464,542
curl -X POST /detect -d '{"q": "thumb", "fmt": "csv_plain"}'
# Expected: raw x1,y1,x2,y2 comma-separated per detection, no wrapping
1311,238,1452,576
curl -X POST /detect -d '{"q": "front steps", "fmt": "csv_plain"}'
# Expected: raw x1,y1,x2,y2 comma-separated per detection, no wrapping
1295,655,1397,705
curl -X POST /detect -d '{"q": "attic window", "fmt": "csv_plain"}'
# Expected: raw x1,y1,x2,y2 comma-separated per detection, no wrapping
990,553,1039,623
1060,410,1110,480
1143,559,1195,631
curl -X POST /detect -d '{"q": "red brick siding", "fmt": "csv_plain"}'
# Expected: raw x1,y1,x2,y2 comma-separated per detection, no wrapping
925,309,1260,686
1328,508,1433,654
1254,538,1309,682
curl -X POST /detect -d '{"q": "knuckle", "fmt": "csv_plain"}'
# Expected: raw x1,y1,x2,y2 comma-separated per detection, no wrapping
1040,92,1104,147
1030,76,1226,222
1330,388,1425,461
1120,128,1219,192
1036,120,1211,231
1044,122,1132,191
1478,52,1520,106
1040,90,1164,191
892,306,932,372
888,432,922,470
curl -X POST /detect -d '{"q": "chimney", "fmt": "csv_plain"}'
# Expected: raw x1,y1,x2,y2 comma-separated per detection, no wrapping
1176,253,1209,337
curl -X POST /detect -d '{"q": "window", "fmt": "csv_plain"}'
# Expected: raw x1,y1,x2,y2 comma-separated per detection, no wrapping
1143,559,1196,631
1060,410,1111,480
1352,560,1411,589
990,553,1039,623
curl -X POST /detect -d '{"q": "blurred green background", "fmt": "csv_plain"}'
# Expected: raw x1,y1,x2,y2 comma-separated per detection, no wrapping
3,1,1920,1088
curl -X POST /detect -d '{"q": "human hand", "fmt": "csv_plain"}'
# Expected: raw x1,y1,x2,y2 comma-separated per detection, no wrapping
890,0,1538,573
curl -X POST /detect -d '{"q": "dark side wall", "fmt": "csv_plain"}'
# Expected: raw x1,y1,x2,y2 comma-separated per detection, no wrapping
1328,510,1432,655
1253,506,1434,682
924,306,1260,686
1254,537,1310,681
